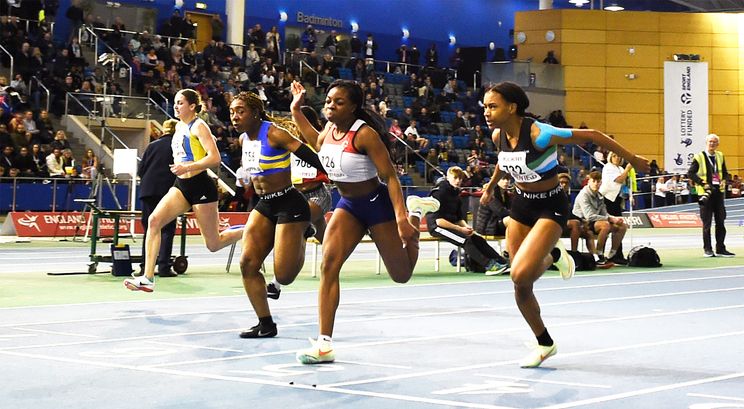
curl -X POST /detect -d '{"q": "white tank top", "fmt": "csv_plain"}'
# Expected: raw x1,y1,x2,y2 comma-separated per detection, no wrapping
317,119,378,183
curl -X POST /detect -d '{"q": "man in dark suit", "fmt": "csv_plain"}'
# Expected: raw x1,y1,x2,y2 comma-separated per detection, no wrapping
138,119,178,276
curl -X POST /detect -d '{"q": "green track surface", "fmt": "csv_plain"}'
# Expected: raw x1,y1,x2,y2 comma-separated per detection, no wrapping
2,244,742,308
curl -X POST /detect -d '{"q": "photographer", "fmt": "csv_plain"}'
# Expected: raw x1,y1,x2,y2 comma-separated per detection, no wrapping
687,133,734,257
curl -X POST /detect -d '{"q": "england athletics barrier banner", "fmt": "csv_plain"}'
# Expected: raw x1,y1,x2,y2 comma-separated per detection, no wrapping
3,212,249,237
664,61,708,175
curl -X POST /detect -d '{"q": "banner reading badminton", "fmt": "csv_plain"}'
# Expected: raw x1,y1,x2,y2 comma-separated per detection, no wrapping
663,61,708,175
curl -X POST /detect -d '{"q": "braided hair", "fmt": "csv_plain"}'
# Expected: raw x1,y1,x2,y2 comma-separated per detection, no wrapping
233,91,300,137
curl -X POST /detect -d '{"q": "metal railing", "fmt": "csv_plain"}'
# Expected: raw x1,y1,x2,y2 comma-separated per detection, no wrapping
299,60,320,87
0,43,13,81
481,61,564,91
0,176,129,212
285,49,457,78
81,26,133,96
66,91,170,125
1,16,55,36
29,76,50,113
88,26,191,51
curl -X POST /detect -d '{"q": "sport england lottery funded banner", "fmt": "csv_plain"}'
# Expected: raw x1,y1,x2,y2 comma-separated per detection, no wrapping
664,61,708,175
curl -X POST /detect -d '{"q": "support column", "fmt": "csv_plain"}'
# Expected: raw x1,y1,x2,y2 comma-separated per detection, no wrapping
226,0,244,48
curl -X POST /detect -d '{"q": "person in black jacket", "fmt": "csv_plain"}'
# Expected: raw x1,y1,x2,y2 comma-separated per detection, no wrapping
138,119,178,277
475,174,511,237
427,166,507,273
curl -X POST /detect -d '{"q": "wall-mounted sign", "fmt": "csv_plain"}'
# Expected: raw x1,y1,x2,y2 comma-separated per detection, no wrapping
296,11,343,28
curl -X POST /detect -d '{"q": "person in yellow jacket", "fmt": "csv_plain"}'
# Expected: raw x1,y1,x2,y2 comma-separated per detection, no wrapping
687,133,734,257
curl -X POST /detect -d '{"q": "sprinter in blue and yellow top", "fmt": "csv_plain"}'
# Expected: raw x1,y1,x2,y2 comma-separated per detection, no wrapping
125,89,243,292
230,91,326,339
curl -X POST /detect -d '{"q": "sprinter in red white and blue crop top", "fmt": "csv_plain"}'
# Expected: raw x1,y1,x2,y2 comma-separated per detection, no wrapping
289,80,440,365
480,81,650,369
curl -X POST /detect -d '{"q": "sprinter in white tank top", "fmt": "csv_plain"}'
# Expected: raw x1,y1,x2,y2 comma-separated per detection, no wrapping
289,80,440,365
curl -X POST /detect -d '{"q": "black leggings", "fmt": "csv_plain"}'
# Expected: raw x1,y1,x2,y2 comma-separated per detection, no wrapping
429,225,506,267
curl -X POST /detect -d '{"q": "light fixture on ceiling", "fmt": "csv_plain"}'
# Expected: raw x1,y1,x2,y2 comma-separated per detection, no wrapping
568,0,590,7
604,3,625,11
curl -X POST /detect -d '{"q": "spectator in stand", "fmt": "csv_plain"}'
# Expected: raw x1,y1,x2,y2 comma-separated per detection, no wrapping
61,148,77,177
31,143,47,176
21,110,39,140
443,78,458,101
543,51,559,64
349,32,362,60
678,175,690,204
265,25,280,62
65,0,84,43
36,110,54,144
475,173,512,238
0,124,11,149
50,130,71,151
1,145,16,173
10,122,27,150
449,47,463,76
649,159,660,180
81,148,99,180
301,25,317,51
396,44,409,69
364,33,377,66
654,174,669,207
404,119,428,149
729,175,742,198
210,14,224,41
600,151,632,215
452,110,469,136
250,23,265,48
15,145,37,177
558,172,604,264
410,44,420,70
10,73,28,96
46,146,64,177
389,118,404,140
322,30,338,56
593,146,606,166
428,166,508,273
573,170,628,265
8,113,23,133
398,106,414,129
425,43,438,67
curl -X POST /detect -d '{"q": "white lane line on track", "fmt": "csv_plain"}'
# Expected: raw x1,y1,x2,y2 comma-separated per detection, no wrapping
2,265,742,311
123,304,744,368
2,331,743,409
0,349,517,409
537,372,744,409
3,287,744,354
687,393,744,402
476,374,611,389
2,269,743,326
12,327,100,338
324,330,744,388
143,340,244,353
